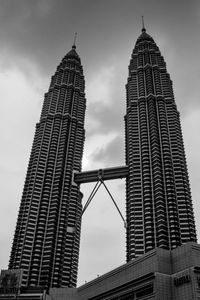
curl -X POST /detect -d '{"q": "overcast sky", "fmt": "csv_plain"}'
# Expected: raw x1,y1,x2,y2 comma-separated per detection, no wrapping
0,0,200,286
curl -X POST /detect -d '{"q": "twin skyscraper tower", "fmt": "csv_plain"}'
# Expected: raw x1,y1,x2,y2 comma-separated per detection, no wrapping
7,26,197,290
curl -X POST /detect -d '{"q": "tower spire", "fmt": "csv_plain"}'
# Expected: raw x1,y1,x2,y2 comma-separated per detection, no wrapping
72,32,77,49
141,16,146,32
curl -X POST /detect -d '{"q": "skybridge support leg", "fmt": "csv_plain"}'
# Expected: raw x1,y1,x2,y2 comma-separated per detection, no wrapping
80,166,128,228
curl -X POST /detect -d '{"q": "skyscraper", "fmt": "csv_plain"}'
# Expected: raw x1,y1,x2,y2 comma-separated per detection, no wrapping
1,26,199,300
125,26,197,261
8,44,86,288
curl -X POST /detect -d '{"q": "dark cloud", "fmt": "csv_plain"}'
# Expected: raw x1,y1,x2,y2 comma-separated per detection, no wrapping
0,0,199,126
0,0,199,80
86,101,125,136
85,60,127,137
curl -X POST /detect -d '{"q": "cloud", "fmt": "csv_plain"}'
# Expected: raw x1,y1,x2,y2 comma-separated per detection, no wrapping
85,65,121,137
82,132,117,170
86,101,124,135
90,134,124,167
83,62,126,170
85,60,126,142
86,66,115,106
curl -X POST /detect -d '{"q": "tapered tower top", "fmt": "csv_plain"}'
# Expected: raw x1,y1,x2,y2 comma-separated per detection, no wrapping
65,44,80,62
64,32,80,61
136,19,154,44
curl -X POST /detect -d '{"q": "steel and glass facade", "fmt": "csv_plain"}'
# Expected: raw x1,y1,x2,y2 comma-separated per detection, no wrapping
125,28,197,261
9,45,86,288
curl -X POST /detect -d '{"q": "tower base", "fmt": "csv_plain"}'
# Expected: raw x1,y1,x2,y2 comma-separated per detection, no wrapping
1,242,200,299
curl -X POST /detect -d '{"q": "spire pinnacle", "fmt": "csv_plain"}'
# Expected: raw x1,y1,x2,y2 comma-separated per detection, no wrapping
141,16,146,32
72,32,77,49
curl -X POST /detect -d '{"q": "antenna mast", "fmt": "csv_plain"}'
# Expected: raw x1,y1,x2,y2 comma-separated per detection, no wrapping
73,32,77,48
141,16,146,32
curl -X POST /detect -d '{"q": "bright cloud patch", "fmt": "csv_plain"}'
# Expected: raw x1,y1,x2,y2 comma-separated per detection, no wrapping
86,66,115,106
82,132,117,170
85,66,117,135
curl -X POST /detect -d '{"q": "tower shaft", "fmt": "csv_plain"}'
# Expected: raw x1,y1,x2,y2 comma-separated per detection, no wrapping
125,29,197,260
9,46,86,288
